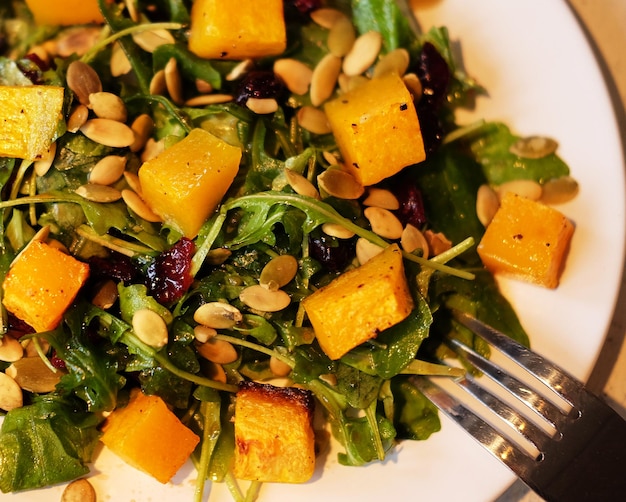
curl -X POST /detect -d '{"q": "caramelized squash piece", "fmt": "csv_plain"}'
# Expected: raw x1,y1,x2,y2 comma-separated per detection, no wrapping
188,0,286,60
477,192,575,288
100,391,200,484
324,73,426,186
24,0,107,25
234,382,316,483
303,244,414,360
2,240,90,332
138,128,241,238
0,86,64,160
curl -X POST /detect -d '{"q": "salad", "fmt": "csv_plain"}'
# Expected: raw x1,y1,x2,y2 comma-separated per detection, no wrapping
0,1,579,501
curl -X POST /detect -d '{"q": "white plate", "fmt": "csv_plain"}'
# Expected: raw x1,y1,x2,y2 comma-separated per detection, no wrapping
6,1,625,501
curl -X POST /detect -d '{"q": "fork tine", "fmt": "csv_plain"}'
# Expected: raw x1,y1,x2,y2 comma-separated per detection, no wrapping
456,374,551,451
446,337,568,428
411,375,538,475
451,309,584,407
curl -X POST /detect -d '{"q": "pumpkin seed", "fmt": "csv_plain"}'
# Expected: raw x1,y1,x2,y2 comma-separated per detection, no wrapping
317,168,364,199
89,155,127,186
364,206,404,239
67,104,90,133
196,78,214,93
310,7,348,29
194,325,218,344
185,94,234,107
61,478,96,502
403,72,423,100
226,59,253,81
355,238,383,265
124,0,140,22
476,184,500,226
132,308,169,348
274,58,313,95
343,31,382,76
260,254,298,290
34,141,56,176
239,285,291,312
122,189,162,222
195,338,238,365
194,302,243,330
202,360,227,383
401,224,429,258
310,53,342,106
149,69,167,95
509,135,558,159
140,138,166,162
497,179,543,201
373,48,410,78
123,171,142,195
66,60,102,106
540,176,579,205
246,97,278,114
164,57,184,105
89,91,128,122
270,356,292,377
322,222,355,239
111,41,133,76
0,335,23,363
6,357,64,393
363,187,400,210
327,16,356,57
322,151,339,165
0,372,23,411
91,279,118,310
297,106,331,134
55,26,101,57
80,118,135,148
129,113,154,152
132,28,175,53
285,169,320,199
424,230,452,256
338,73,369,93
76,184,122,203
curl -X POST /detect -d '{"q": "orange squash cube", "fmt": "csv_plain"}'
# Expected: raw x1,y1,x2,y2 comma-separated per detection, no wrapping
324,73,426,186
0,86,64,160
234,382,316,483
477,192,575,288
303,244,414,360
100,391,200,484
2,240,90,332
138,128,241,238
24,0,108,25
188,0,286,60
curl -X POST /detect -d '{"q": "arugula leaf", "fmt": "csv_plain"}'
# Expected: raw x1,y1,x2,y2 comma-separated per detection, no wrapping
0,396,100,493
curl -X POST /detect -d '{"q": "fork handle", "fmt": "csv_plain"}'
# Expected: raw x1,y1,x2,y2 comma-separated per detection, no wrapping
527,393,626,501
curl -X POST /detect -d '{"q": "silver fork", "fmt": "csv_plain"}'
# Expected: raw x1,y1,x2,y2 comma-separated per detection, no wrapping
411,309,626,501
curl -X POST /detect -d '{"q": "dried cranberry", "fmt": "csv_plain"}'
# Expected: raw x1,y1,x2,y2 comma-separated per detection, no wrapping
392,178,427,229
234,70,288,106
50,351,67,370
17,54,48,84
417,42,450,110
416,104,445,157
89,253,139,284
146,237,195,304
309,232,355,273
284,0,321,22
5,314,34,339
290,0,321,14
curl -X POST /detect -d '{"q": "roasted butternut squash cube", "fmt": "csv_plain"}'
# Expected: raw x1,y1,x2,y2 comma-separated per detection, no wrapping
324,73,426,186
188,0,286,60
2,240,90,333
100,391,200,484
138,128,241,238
25,0,107,25
0,86,64,160
477,192,575,288
234,382,316,483
303,243,414,360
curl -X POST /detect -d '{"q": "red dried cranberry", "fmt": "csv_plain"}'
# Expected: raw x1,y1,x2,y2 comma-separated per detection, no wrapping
309,232,355,272
234,70,287,106
6,314,34,339
89,253,139,284
417,42,450,110
146,237,195,304
17,55,48,84
50,351,67,370
392,178,427,229
284,0,322,22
